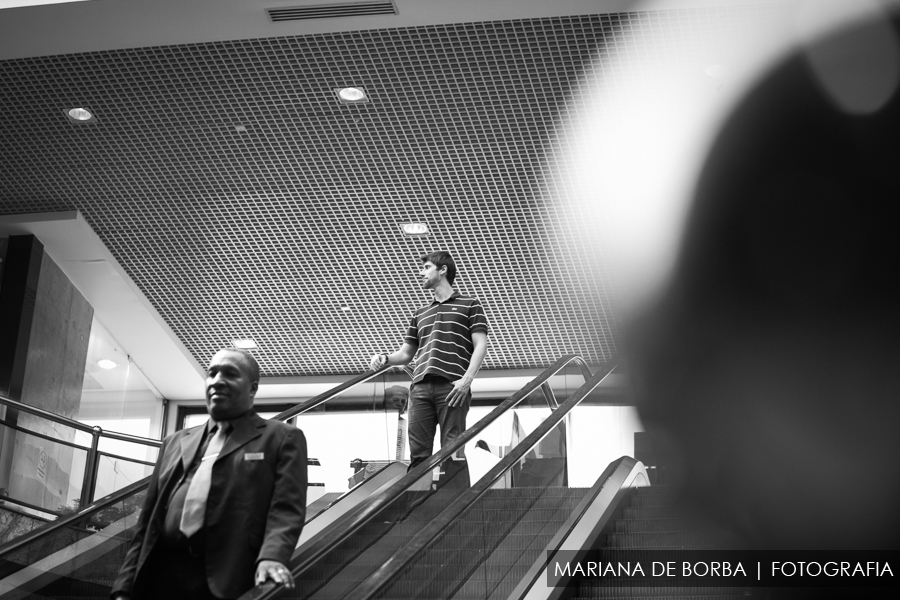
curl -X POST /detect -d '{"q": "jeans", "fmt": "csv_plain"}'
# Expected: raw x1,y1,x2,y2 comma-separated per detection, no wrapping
408,375,470,488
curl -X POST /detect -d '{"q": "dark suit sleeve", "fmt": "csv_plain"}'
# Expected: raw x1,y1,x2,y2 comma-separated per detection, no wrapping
110,437,169,599
257,426,307,566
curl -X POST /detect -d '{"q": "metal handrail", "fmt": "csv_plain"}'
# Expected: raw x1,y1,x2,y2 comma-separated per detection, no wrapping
0,394,161,446
97,449,156,467
1,393,161,508
241,354,594,600
0,363,406,559
0,416,96,451
270,365,414,422
344,357,619,600
0,495,66,518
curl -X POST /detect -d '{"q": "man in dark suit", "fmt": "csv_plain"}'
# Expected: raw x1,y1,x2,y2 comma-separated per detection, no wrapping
111,348,307,600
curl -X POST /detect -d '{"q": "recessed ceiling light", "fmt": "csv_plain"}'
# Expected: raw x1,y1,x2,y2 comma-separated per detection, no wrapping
340,304,351,312
66,107,95,122
335,87,368,104
232,339,258,349
399,223,430,236
97,359,118,370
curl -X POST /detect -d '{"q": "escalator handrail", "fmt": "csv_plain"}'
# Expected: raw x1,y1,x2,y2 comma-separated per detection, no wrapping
241,354,595,600
0,363,404,559
0,477,151,559
270,365,414,422
510,456,647,600
344,357,619,600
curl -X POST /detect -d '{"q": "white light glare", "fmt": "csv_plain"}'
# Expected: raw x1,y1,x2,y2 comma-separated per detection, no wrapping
338,87,368,102
1,1,92,9
232,339,258,349
400,223,430,236
67,107,94,121
97,359,118,370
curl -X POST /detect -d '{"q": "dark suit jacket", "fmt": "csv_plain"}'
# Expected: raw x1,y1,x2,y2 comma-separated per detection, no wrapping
111,410,307,599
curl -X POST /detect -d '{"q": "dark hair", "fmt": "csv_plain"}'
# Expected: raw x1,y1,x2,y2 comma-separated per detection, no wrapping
421,251,457,285
222,348,260,383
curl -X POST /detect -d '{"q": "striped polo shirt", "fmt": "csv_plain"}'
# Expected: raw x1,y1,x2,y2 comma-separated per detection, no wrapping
404,291,488,383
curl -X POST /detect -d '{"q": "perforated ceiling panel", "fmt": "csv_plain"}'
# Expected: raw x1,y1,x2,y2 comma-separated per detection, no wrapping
0,6,784,377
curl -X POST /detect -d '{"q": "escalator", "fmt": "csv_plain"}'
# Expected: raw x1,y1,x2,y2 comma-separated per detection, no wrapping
0,355,596,600
0,365,415,600
288,357,746,600
241,357,618,600
567,485,747,600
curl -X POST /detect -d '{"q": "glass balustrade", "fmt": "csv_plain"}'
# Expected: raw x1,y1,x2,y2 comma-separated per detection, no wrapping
368,405,592,600
277,358,596,600
345,361,624,600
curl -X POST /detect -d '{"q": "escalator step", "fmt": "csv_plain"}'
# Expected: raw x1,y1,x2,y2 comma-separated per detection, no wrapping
633,485,679,495
480,486,588,495
623,505,692,520
472,498,581,511
457,508,575,522
605,531,726,549
627,494,679,508
567,486,748,600
615,518,712,533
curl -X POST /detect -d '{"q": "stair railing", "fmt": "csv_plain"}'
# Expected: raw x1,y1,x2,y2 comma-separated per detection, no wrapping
0,393,162,514
0,363,409,559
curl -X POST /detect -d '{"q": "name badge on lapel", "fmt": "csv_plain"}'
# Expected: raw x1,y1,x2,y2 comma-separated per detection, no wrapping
244,452,265,461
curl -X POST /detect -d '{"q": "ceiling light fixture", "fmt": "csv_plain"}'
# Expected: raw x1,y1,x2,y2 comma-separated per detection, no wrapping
399,223,430,236
97,359,118,370
340,304,351,312
232,339,258,349
65,107,96,123
335,87,369,104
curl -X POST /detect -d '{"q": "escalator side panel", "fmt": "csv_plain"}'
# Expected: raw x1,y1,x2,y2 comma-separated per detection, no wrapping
294,462,407,553
338,360,622,600
514,457,648,600
0,464,405,600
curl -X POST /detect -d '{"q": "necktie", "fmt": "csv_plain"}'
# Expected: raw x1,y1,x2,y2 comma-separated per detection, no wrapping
180,422,228,538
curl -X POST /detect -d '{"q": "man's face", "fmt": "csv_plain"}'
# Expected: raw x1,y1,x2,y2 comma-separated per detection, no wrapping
205,350,258,421
420,261,443,289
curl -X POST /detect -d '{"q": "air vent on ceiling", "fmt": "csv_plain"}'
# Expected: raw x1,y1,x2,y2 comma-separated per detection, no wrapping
267,1,397,22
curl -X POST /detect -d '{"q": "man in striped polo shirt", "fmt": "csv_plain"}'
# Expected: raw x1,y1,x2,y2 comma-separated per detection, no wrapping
370,251,488,487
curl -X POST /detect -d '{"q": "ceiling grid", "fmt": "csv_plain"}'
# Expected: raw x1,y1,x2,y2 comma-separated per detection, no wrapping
1,6,785,377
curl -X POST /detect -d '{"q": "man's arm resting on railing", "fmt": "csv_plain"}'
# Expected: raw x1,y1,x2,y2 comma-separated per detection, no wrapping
369,342,416,371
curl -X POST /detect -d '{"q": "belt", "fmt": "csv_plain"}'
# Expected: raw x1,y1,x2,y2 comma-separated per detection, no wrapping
158,529,206,557
418,374,450,383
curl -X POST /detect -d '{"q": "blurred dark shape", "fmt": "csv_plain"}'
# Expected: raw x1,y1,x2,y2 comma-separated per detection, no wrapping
630,9,900,553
